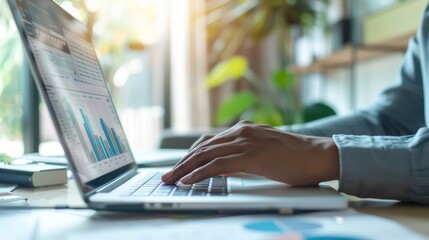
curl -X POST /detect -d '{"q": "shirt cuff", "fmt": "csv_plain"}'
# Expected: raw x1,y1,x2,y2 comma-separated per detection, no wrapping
332,134,412,200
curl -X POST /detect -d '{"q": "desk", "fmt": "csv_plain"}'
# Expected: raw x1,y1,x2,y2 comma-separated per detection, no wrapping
9,179,429,239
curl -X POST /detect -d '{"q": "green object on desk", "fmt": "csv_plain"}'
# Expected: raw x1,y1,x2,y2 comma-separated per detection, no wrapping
0,153,12,165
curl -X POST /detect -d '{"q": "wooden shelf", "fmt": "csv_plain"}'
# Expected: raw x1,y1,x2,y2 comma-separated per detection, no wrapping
289,31,415,75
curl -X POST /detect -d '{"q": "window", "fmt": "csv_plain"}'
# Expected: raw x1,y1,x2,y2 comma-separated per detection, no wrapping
2,0,210,157
39,0,171,155
0,1,24,157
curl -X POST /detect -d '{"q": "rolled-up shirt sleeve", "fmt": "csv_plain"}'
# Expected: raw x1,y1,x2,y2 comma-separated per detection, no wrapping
333,128,429,204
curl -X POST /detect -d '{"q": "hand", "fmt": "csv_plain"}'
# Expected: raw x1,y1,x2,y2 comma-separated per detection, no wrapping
189,134,215,151
162,121,339,186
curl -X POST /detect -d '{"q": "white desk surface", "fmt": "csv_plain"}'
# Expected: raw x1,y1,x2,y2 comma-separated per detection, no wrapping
6,179,429,239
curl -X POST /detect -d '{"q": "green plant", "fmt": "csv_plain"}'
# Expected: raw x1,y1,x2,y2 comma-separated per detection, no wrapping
303,102,336,123
204,0,333,127
207,56,335,126
205,0,328,65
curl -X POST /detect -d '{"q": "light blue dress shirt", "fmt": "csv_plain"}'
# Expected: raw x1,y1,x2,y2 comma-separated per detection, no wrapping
280,5,429,204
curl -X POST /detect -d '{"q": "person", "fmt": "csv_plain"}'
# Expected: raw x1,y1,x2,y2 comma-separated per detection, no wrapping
162,5,429,205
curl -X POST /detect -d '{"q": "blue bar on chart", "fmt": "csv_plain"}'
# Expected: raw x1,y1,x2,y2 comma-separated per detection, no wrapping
79,108,125,162
64,97,96,163
100,118,118,156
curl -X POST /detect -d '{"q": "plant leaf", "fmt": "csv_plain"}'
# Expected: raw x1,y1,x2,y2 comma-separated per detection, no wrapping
271,68,296,90
241,105,284,126
302,102,336,123
215,91,258,126
207,56,248,88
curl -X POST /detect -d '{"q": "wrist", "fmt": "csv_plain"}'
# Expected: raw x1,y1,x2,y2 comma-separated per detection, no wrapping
313,137,340,183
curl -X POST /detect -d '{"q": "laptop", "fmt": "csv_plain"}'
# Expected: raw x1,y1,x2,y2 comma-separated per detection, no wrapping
8,0,347,212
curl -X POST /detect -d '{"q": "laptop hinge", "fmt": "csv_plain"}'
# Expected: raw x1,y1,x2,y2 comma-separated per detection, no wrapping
95,168,138,193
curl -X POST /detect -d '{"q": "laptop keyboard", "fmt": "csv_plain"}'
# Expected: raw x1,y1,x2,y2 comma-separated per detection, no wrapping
121,173,229,197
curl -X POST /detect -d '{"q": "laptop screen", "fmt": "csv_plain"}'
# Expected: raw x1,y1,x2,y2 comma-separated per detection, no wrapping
9,0,135,187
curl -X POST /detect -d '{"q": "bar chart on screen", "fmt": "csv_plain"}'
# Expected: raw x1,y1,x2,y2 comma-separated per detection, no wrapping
47,87,134,182
63,96,127,164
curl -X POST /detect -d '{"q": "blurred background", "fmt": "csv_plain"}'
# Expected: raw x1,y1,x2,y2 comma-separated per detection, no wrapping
0,0,423,157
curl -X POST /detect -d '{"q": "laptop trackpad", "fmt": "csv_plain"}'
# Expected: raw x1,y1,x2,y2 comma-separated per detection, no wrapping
242,178,285,187
228,173,285,189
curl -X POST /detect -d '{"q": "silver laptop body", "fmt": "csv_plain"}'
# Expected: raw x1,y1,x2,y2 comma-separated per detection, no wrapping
8,0,347,212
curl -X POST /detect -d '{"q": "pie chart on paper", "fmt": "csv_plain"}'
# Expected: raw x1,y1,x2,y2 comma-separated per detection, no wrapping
243,220,366,240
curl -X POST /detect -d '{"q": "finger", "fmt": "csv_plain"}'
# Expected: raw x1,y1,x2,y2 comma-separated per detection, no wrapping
173,132,235,168
162,142,240,184
184,121,251,159
189,134,215,151
168,121,253,178
172,134,215,168
180,153,245,184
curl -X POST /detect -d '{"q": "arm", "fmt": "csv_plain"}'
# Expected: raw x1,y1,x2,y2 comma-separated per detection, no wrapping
162,6,429,204
294,7,429,204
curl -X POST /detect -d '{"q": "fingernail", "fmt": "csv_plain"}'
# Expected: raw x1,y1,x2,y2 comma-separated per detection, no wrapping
162,171,173,182
180,174,193,184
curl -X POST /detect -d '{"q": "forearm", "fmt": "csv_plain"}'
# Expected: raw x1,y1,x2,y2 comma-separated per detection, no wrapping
277,113,389,137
